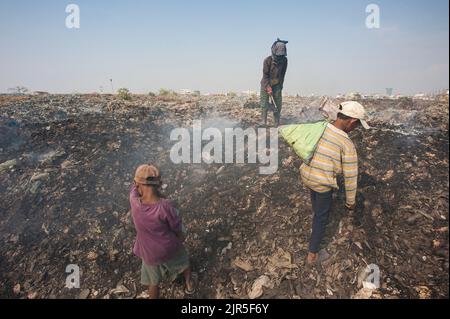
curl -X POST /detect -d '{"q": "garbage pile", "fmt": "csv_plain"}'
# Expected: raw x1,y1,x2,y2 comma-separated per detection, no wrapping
0,94,448,299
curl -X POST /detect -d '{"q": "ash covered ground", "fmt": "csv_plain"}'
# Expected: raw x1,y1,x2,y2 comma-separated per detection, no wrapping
0,94,448,299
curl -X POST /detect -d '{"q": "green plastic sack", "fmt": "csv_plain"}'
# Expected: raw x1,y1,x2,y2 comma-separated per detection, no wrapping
279,120,329,164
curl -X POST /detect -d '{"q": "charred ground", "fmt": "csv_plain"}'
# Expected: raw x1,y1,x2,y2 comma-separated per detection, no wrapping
0,94,448,299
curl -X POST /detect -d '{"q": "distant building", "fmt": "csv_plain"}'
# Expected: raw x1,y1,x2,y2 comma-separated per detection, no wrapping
386,88,393,97
346,92,361,99
414,93,426,99
180,89,193,95
32,91,49,96
241,90,257,97
413,93,434,101
436,89,449,101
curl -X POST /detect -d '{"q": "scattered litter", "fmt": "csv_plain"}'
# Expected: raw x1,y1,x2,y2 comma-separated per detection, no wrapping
0,94,448,299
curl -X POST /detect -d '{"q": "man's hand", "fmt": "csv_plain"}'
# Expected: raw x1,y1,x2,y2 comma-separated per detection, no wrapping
266,86,273,95
346,203,356,211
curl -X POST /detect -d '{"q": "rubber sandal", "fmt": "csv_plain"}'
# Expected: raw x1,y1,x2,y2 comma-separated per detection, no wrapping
184,272,198,295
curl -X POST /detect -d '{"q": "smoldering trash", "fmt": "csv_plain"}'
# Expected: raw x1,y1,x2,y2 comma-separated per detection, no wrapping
0,93,448,299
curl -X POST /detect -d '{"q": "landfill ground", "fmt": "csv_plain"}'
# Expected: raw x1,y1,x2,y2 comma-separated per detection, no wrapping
0,93,448,299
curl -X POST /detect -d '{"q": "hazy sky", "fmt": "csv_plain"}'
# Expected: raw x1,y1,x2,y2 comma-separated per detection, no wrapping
0,0,448,95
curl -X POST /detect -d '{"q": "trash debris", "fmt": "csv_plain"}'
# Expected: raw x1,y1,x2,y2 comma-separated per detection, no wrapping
136,291,150,299
353,288,374,299
248,275,273,299
30,172,49,182
0,94,448,299
27,292,38,299
267,248,298,272
415,286,432,299
87,252,98,261
233,257,254,272
13,284,21,295
221,242,233,255
110,284,130,295
78,289,90,299
0,159,17,174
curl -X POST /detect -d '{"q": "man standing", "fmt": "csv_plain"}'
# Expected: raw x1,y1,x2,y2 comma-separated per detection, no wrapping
260,38,288,127
300,101,371,265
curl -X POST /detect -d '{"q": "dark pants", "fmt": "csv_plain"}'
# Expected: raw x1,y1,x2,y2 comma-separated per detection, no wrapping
260,84,283,112
309,189,333,253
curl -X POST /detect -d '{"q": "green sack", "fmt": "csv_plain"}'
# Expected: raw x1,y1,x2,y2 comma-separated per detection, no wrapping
279,120,329,164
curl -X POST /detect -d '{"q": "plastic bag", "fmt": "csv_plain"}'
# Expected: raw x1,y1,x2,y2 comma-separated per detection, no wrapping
279,120,329,164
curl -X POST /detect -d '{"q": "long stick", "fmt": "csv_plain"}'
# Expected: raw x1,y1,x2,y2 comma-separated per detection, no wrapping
269,94,280,114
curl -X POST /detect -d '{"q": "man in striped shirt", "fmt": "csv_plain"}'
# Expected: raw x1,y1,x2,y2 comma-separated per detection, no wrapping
300,101,370,265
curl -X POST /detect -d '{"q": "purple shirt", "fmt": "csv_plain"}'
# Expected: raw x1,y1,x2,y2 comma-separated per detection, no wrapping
129,185,183,266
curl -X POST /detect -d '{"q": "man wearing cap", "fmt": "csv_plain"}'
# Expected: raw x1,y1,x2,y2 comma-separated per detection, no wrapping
130,164,195,298
300,101,370,265
260,38,288,127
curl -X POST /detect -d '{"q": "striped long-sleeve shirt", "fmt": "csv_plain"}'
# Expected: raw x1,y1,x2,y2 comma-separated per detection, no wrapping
300,123,358,205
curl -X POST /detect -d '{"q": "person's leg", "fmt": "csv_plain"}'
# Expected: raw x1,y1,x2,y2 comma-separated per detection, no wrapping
310,189,317,213
273,85,283,126
165,247,195,294
141,261,161,299
148,285,159,299
307,190,318,264
308,190,333,262
183,267,193,291
260,88,269,126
